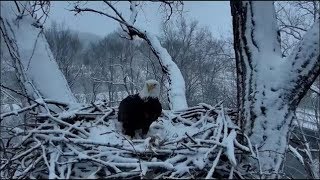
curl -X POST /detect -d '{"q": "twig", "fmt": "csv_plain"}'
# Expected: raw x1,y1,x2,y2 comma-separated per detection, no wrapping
114,130,143,177
205,149,222,179
185,132,197,144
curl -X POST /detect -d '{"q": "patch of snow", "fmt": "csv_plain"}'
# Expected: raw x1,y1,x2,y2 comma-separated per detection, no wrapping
12,127,24,134
1,104,22,113
58,110,77,120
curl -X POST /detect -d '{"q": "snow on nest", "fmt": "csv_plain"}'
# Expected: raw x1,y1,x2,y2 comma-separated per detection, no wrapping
1,102,250,179
72,104,243,178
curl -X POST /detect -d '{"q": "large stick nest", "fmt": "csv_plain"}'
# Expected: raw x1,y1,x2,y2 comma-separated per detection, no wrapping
1,100,254,179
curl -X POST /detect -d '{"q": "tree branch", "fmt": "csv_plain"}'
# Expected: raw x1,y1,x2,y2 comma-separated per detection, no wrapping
285,19,320,107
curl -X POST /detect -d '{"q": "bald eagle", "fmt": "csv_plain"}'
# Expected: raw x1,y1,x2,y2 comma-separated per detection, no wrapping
118,80,162,138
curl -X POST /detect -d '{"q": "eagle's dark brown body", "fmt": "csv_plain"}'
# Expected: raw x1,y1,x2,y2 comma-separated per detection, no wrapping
118,94,162,137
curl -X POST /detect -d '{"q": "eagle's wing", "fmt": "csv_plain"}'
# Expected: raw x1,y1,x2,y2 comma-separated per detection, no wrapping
118,95,135,122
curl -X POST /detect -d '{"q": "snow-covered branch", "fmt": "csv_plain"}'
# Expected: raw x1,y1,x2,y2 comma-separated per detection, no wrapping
71,1,188,110
284,19,320,107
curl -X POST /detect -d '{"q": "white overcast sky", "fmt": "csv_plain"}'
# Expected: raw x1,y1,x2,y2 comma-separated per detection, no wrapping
47,1,232,38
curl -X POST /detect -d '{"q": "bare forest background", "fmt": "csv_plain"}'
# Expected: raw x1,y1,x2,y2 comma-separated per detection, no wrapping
2,2,318,110
0,1,319,179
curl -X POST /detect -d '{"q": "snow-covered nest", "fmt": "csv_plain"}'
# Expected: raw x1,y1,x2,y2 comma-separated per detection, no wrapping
1,101,254,179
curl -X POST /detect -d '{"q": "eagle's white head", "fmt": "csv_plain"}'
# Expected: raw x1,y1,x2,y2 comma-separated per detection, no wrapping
139,79,160,99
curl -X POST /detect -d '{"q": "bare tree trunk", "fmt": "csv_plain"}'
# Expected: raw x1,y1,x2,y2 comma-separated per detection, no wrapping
1,2,77,105
231,1,319,176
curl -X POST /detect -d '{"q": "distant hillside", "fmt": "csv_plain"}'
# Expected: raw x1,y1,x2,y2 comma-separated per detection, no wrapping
71,30,146,48
71,30,102,48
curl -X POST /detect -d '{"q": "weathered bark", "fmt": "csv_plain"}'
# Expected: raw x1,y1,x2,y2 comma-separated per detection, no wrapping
231,1,319,176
